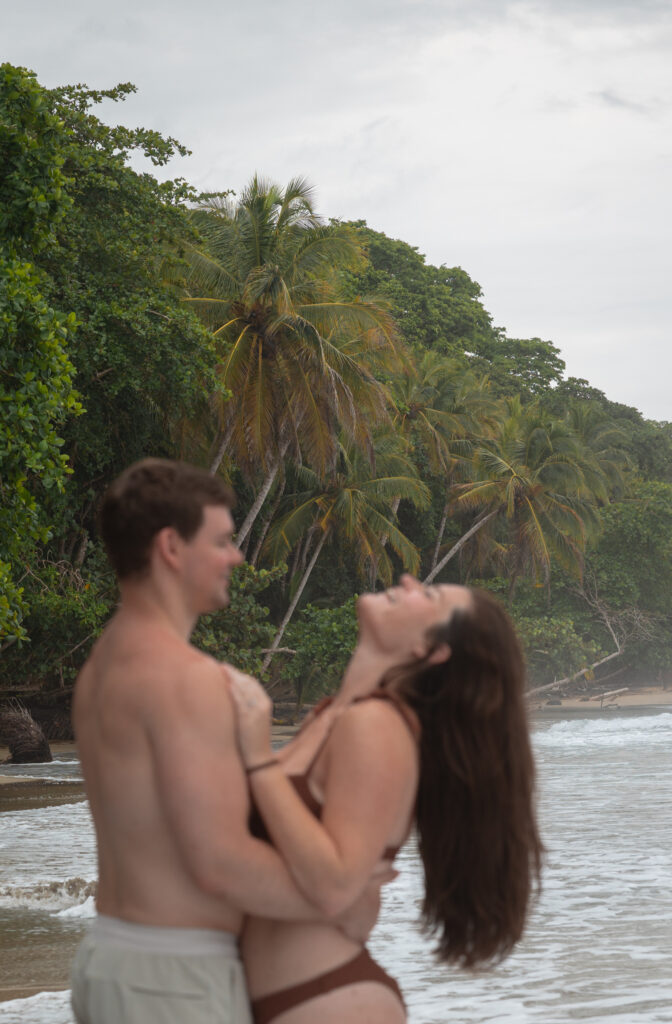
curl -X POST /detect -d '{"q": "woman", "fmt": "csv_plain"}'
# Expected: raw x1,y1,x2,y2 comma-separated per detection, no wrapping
229,575,543,1024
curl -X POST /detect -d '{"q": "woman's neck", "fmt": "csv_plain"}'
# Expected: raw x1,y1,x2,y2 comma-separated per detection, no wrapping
332,643,399,708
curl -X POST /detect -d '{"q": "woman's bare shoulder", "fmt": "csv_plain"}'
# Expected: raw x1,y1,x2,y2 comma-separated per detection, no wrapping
330,695,418,757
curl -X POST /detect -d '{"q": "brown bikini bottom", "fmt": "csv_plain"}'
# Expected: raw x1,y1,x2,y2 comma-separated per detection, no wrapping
250,946,405,1024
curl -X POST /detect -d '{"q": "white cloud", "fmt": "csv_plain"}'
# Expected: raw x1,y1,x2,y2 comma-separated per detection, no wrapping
3,0,671,418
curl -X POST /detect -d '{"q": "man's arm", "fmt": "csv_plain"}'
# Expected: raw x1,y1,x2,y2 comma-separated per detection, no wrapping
146,658,327,920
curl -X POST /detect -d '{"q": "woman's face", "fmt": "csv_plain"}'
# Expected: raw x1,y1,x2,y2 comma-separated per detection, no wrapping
357,574,472,660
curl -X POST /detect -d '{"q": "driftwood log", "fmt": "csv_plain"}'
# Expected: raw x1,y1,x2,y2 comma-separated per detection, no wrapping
0,702,52,764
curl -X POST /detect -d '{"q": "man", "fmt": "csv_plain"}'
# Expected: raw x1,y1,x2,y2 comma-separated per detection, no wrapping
70,459,378,1024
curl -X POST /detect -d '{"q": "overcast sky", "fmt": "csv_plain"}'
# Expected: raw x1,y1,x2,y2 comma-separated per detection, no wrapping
4,0,671,419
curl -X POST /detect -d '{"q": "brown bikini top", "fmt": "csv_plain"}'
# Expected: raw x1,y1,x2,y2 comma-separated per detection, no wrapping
249,689,419,861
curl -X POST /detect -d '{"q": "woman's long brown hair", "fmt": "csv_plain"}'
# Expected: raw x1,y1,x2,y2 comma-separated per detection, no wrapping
394,589,543,968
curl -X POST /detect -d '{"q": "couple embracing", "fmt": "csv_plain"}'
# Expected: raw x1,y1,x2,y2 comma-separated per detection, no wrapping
70,458,542,1024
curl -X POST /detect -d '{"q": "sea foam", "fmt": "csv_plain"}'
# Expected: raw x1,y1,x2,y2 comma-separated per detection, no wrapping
534,711,672,749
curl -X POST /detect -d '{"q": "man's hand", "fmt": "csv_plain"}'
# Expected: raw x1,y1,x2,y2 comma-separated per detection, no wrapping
335,861,398,943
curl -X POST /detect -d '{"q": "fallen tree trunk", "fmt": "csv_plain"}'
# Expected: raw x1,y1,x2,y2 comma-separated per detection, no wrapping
526,649,623,699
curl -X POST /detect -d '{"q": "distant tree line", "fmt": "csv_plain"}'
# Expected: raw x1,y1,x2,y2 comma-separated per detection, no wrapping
2,64,671,724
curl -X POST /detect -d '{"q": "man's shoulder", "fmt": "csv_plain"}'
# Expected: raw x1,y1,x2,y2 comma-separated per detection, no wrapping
144,641,228,695
147,652,237,746
86,624,226,697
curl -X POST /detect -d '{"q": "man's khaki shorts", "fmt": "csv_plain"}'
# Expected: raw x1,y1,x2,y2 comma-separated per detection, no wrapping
71,915,252,1024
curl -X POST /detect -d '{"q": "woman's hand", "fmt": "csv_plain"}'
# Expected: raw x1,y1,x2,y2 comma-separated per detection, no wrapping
226,666,273,768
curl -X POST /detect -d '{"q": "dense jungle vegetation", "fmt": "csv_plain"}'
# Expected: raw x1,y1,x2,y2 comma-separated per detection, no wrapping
2,64,672,730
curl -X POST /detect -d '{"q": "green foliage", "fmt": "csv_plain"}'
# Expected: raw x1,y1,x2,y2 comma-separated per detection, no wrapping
1,66,82,642
39,80,217,495
193,563,284,676
0,261,80,496
0,63,71,250
590,482,672,616
0,549,113,686
1,66,217,670
342,222,494,358
514,612,603,685
283,598,359,705
0,260,80,549
471,577,600,685
342,223,563,401
544,379,672,483
467,334,565,398
618,416,672,484
0,561,26,642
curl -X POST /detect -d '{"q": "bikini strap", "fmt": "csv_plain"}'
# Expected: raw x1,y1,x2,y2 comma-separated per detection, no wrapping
299,688,419,779
352,688,421,742
295,695,333,737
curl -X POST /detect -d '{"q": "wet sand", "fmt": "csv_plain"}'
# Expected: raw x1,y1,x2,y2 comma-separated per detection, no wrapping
530,685,672,712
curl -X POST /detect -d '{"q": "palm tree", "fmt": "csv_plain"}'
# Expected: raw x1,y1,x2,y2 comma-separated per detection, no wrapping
425,399,606,595
381,353,496,582
563,401,630,500
260,433,431,673
391,353,491,474
183,177,403,546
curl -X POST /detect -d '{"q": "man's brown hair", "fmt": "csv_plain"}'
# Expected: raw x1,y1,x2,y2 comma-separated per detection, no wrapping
99,459,236,579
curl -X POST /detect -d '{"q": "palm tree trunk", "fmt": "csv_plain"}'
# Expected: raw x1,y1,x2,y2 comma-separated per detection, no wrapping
379,496,401,552
249,483,285,567
74,532,89,568
0,705,52,764
261,529,329,675
285,542,302,595
423,509,497,584
209,420,236,475
430,502,450,572
370,494,401,587
236,442,290,549
299,529,316,575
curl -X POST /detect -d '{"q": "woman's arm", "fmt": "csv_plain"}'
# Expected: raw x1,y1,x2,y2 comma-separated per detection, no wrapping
229,672,418,917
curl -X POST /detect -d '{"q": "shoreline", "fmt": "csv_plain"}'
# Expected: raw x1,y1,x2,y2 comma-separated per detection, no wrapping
0,726,302,787
2,692,672,785
0,986,68,1004
529,686,672,713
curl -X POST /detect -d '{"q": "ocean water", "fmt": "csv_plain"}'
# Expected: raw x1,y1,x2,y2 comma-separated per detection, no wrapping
1,710,671,1023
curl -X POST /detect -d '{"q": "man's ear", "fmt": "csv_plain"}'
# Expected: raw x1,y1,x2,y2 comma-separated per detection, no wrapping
154,526,182,570
411,642,451,665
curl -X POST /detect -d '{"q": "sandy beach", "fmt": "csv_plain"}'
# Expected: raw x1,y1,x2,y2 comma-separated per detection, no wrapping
528,685,672,712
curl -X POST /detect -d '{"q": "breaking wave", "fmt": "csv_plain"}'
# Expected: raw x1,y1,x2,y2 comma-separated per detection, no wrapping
0,878,96,913
535,712,672,749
